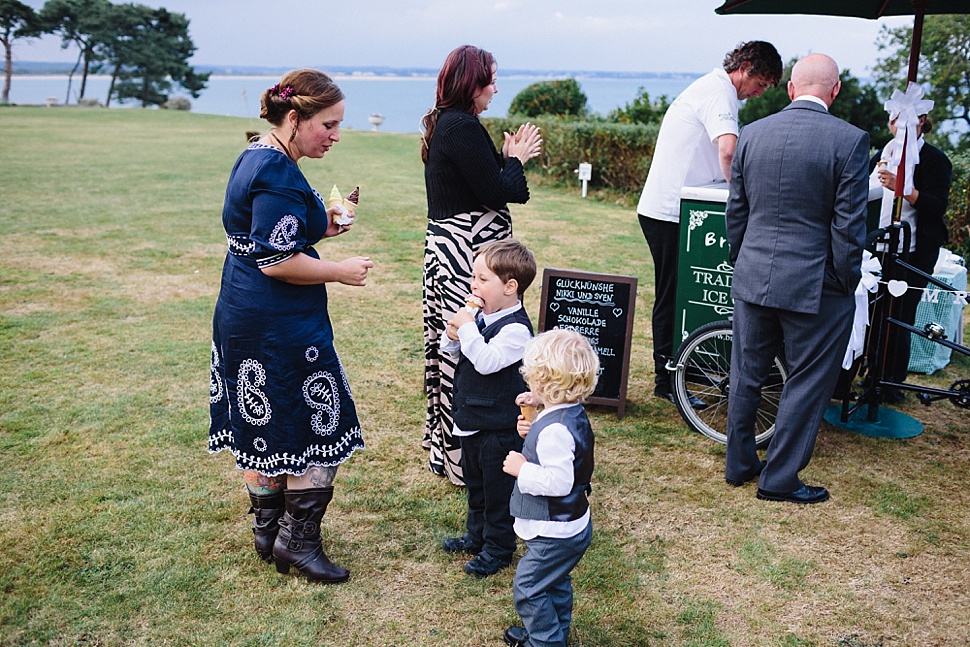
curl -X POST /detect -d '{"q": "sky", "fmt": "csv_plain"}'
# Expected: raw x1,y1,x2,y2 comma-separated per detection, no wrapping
16,0,914,77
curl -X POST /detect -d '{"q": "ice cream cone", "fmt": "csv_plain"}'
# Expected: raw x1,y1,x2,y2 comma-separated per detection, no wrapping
343,186,359,211
464,294,484,314
519,404,539,422
328,185,353,226
327,185,342,208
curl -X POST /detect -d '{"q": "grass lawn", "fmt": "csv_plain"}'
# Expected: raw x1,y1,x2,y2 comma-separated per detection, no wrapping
1,106,968,647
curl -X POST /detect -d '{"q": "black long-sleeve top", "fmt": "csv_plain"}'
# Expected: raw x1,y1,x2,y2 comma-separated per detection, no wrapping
869,141,952,268
424,108,530,220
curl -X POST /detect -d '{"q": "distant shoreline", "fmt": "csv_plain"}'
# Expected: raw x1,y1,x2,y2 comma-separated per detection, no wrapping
11,63,704,81
11,74,440,81
12,73,702,81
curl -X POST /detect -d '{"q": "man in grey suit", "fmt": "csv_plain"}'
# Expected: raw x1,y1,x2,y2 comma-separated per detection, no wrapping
725,54,869,504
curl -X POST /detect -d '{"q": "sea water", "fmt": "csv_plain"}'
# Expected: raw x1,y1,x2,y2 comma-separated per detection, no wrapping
8,73,697,133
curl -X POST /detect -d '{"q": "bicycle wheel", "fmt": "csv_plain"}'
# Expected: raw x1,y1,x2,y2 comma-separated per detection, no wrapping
670,320,786,447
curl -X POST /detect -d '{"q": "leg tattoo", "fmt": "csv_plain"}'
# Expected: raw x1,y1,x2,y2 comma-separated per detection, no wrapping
287,465,339,490
244,471,286,495
306,465,338,488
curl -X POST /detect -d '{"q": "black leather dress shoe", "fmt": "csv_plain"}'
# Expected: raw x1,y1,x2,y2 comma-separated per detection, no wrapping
757,484,830,504
726,460,766,487
441,535,482,555
503,626,528,646
462,552,510,578
655,387,707,410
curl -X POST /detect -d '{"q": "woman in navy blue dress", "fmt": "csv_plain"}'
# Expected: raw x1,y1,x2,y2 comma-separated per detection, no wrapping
209,69,373,583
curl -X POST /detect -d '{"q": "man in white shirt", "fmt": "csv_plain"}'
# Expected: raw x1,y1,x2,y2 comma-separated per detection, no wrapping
637,41,781,403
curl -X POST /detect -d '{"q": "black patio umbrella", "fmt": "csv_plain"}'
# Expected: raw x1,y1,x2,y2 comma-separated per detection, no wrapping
715,0,968,17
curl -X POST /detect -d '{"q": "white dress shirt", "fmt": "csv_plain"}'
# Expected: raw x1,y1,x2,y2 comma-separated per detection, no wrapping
440,302,531,436
872,137,924,253
792,94,829,110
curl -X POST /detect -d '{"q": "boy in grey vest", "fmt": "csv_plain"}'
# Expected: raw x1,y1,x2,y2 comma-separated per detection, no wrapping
501,329,598,647
440,239,536,577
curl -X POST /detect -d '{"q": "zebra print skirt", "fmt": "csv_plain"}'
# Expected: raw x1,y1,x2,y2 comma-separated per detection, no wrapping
422,208,512,486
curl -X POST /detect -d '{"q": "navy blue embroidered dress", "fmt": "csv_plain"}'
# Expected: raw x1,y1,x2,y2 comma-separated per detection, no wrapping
209,144,364,476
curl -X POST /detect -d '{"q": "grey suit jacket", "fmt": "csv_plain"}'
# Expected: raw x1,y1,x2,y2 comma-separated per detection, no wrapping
726,100,869,315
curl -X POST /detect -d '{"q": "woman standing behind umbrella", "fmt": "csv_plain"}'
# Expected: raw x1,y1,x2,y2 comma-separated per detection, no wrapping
420,45,542,485
868,107,952,403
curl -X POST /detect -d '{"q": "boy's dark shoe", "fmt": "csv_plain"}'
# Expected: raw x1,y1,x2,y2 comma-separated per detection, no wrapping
503,626,528,646
441,535,482,555
462,552,510,578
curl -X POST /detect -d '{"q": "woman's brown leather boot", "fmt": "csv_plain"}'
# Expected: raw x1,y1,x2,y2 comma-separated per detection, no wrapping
273,487,350,583
248,490,284,563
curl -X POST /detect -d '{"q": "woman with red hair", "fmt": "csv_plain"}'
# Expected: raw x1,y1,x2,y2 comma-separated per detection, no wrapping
420,45,542,485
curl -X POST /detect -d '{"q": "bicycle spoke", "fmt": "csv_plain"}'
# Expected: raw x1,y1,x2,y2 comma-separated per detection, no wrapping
672,321,787,446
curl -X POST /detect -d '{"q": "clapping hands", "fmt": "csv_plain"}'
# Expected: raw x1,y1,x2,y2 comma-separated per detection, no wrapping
503,122,543,165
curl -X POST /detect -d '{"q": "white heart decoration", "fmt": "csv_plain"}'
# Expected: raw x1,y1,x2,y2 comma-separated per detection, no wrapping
612,308,623,317
549,302,560,312
887,280,909,297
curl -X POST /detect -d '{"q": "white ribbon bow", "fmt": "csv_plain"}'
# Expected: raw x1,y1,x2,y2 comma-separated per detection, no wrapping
859,250,882,293
843,250,882,369
883,83,934,196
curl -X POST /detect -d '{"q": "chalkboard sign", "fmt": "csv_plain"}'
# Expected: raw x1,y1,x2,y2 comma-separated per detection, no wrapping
538,268,637,418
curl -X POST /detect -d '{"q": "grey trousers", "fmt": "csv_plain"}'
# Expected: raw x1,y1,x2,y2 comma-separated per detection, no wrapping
513,520,592,647
727,292,853,492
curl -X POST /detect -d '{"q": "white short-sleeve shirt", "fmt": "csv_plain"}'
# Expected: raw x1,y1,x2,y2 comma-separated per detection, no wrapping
636,68,740,223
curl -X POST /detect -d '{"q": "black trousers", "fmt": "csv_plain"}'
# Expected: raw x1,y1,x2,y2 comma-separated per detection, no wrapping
460,428,522,561
639,215,680,389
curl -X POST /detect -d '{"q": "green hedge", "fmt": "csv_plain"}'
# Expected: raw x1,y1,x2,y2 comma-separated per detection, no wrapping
482,116,658,193
483,116,970,262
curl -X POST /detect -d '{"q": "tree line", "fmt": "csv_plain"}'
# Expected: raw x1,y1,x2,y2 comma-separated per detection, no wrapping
1,0,207,107
505,16,970,154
